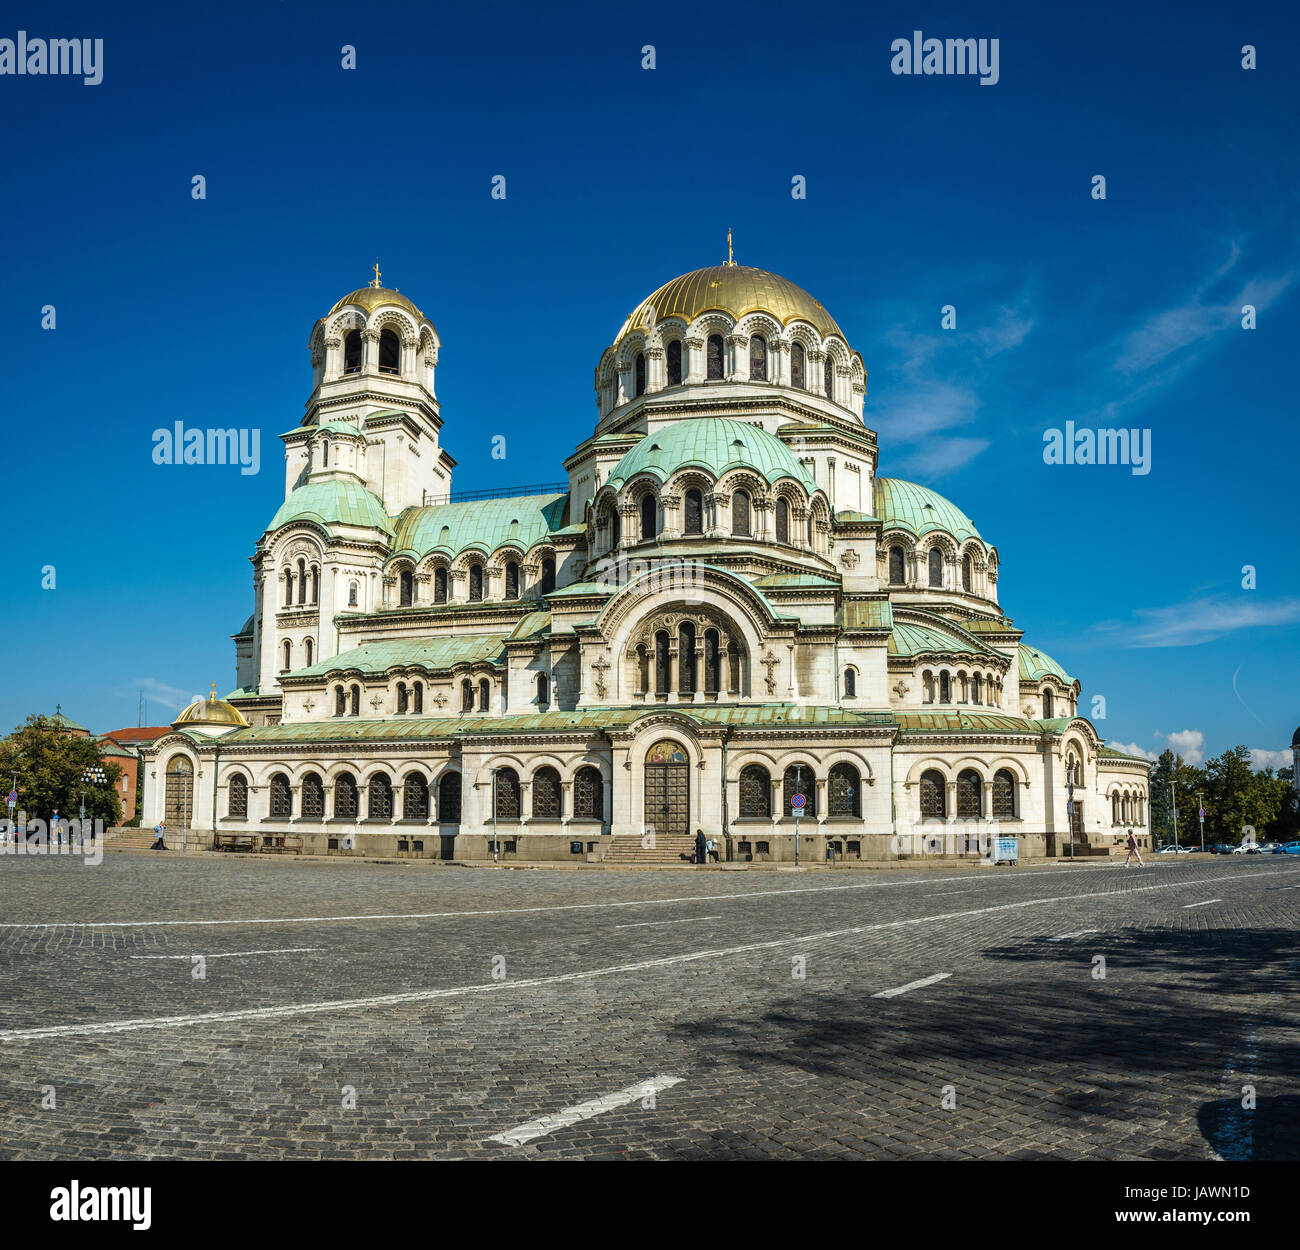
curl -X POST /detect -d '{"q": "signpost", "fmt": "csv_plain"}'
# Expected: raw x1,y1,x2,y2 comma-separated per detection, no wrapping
791,791,805,867
1198,792,1205,852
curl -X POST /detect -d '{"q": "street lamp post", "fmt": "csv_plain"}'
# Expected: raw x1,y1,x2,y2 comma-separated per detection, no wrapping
1169,780,1179,849
79,765,106,851
793,764,803,867
1066,775,1075,861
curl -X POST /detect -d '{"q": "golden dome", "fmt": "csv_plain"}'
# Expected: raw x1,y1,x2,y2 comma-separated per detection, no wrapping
173,688,249,731
329,286,427,321
614,264,844,347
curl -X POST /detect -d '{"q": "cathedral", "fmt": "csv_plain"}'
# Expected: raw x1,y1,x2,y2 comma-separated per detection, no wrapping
141,252,1152,863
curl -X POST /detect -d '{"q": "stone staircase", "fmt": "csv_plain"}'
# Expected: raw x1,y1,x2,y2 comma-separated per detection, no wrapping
103,828,206,853
602,832,699,865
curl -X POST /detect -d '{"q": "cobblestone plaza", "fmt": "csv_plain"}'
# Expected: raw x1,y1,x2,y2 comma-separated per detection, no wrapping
1,855,1296,1160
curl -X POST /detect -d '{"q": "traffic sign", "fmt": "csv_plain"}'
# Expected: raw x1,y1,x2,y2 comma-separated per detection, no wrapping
6,790,16,805
791,793,806,811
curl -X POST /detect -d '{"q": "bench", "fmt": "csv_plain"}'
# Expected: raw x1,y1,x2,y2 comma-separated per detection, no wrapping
258,834,304,855
213,832,256,853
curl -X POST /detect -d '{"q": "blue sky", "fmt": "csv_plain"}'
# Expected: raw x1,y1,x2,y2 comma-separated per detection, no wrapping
2,0,1296,765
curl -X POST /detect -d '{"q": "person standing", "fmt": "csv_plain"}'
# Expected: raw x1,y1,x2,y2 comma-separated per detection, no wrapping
694,828,708,866
1124,828,1143,867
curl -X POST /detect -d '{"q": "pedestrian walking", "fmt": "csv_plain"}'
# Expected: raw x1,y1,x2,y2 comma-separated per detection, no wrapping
694,828,708,866
151,822,168,851
1124,828,1143,867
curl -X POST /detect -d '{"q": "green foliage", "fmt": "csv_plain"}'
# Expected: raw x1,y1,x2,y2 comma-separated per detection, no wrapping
1147,743,1297,845
0,716,122,828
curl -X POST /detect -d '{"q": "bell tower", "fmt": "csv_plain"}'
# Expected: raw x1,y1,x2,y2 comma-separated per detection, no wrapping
290,266,456,512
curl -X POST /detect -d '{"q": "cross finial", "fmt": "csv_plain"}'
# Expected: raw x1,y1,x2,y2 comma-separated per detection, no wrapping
726,228,734,266
370,259,382,288
210,682,217,702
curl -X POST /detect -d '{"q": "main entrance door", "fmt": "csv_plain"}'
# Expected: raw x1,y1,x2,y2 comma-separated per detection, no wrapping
644,740,690,836
164,756,194,830
1070,801,1084,840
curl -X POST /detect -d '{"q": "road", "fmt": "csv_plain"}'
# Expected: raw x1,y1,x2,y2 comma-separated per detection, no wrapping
0,854,1296,1159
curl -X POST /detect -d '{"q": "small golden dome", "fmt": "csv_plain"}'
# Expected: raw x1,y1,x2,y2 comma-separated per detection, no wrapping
614,264,844,348
173,686,249,731
329,286,427,321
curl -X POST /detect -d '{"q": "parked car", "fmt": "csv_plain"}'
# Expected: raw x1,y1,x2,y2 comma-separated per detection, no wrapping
1275,841,1300,855
1157,845,1181,854
1209,843,1233,855
1231,843,1251,854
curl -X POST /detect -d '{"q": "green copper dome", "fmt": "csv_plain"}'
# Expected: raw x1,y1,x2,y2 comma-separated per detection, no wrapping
607,418,819,493
267,480,394,537
873,477,982,543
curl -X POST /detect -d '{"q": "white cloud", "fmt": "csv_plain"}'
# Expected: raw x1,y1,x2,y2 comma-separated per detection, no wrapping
1093,595,1300,648
1249,748,1292,771
1161,729,1205,766
1107,740,1158,761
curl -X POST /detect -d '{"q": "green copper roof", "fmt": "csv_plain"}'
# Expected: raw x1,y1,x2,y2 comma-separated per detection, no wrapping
507,611,551,640
1018,642,1075,685
874,477,981,543
267,479,394,537
888,614,999,659
294,636,508,678
895,711,1037,734
838,599,894,631
606,418,818,492
46,711,87,732
391,493,567,560
752,572,839,589
835,510,879,524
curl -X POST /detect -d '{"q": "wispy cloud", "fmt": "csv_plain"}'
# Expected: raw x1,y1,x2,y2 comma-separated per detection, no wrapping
1107,740,1159,761
1249,747,1291,771
1092,595,1300,649
1161,729,1205,766
111,677,197,718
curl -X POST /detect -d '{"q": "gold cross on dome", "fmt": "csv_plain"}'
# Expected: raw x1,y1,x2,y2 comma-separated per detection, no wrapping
210,682,217,701
726,227,734,266
370,260,382,288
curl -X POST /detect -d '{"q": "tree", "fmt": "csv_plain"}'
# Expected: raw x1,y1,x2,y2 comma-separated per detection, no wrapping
1150,749,1174,843
0,716,121,829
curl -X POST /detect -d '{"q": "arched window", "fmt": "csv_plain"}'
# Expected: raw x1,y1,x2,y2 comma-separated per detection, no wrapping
321,440,328,467
504,561,519,600
574,766,603,819
928,548,944,587
494,768,520,819
536,672,549,706
684,489,703,535
666,339,682,386
939,672,951,703
532,767,561,818
971,673,982,703
636,643,649,694
775,497,789,544
957,769,983,818
301,772,324,818
634,352,646,397
468,564,483,602
640,494,657,541
783,765,816,817
343,330,362,374
434,567,448,603
732,490,751,537
992,769,1017,819
791,341,805,389
920,769,946,818
438,772,461,822
311,566,319,603
478,678,490,711
707,334,725,380
1112,793,1121,825
368,772,393,820
378,328,401,375
1066,751,1080,785
334,685,345,716
348,580,359,607
540,558,556,594
227,773,248,818
843,668,856,698
269,773,292,819
824,356,834,399
297,558,307,605
282,640,291,671
1042,690,1054,718
678,622,696,694
350,685,360,716
304,638,313,667
889,546,905,584
962,553,973,591
654,629,671,694
749,336,767,381
703,629,720,694
828,763,861,818
403,773,429,820
461,678,473,711
739,764,771,818
399,570,414,606
283,568,293,606
397,682,408,714
413,681,423,713
334,772,358,819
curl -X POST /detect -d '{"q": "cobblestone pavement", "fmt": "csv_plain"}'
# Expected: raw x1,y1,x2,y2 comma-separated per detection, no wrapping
0,855,1296,1160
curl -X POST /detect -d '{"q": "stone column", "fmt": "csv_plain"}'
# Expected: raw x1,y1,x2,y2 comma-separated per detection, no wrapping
727,334,747,382
684,337,704,383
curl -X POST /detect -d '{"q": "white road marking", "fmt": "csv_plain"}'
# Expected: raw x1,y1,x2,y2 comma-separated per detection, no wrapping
615,916,722,929
1,867,1287,1044
487,1075,682,1146
1182,899,1222,909
130,948,322,960
872,973,951,998
0,861,1191,930
1048,930,1100,941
